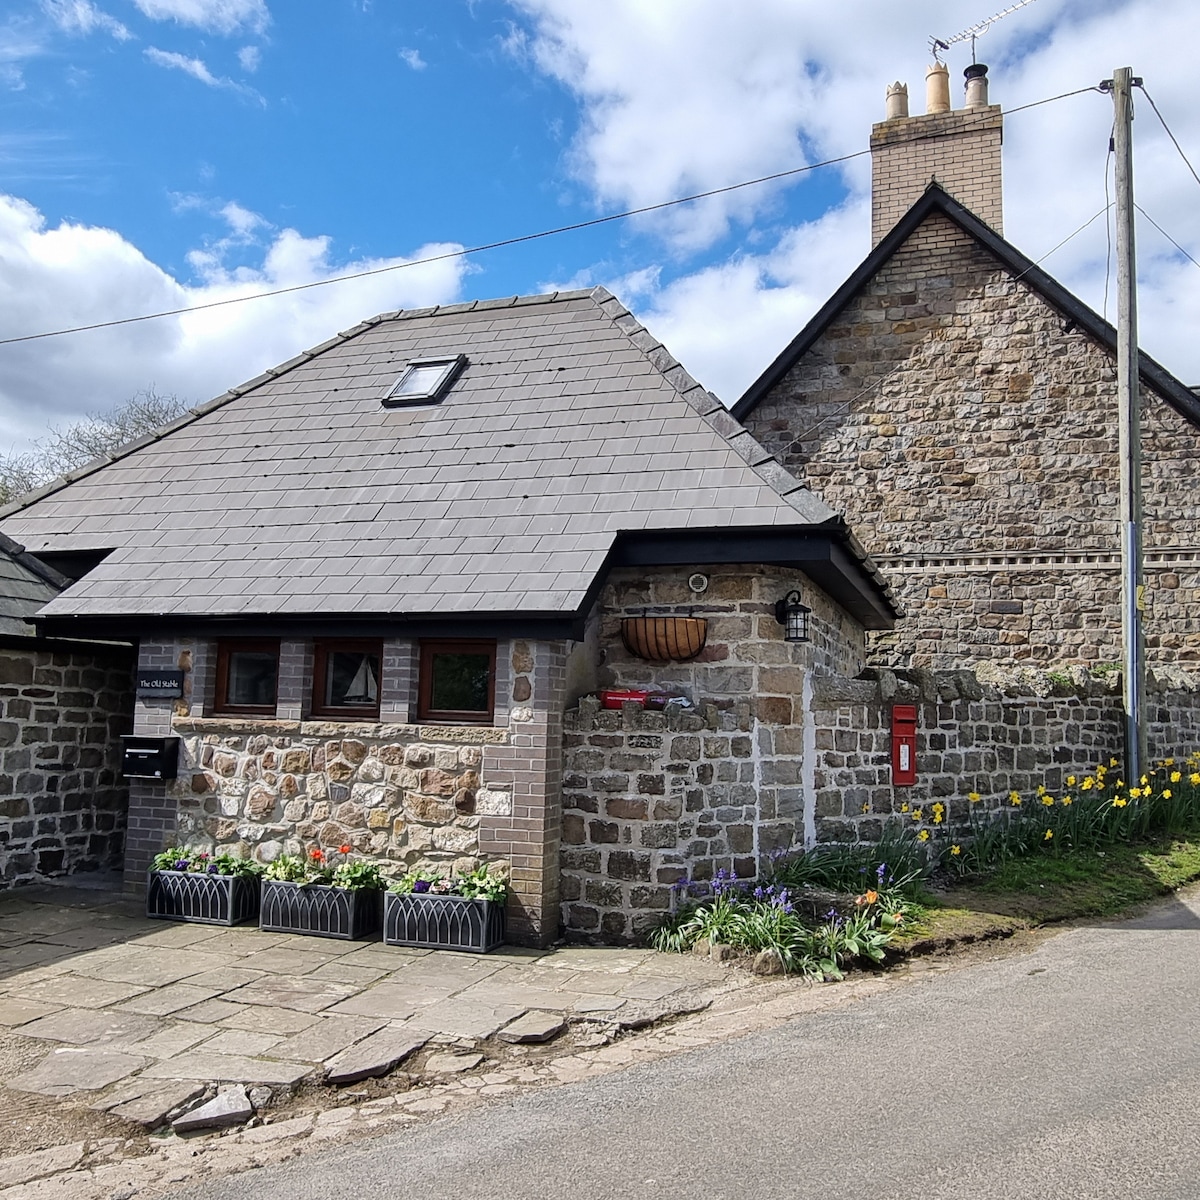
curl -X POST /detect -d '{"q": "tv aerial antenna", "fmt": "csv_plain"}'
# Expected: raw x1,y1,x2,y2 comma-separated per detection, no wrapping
930,0,1041,64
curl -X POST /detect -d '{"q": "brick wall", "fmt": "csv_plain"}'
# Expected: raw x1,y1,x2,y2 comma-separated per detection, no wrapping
871,106,1003,243
0,645,133,888
744,211,1200,668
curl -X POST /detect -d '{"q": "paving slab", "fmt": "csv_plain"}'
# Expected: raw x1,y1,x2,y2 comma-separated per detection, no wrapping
265,1014,385,1063
497,1010,568,1044
7,1048,149,1096
325,981,449,1020
619,977,693,1002
18,1009,162,1046
140,1052,313,1087
323,1026,430,1084
175,998,249,1024
102,1081,208,1128
308,961,392,987
570,996,627,1014
217,1006,321,1035
115,983,224,1017
124,1022,214,1059
221,976,360,1013
234,946,345,976
131,923,234,949
0,942,77,973
82,949,233,988
408,998,528,1040
199,1029,286,1057
172,1085,253,1132
184,931,289,958
424,1051,484,1075
186,966,267,992
0,1141,85,1189
0,997,62,1027
454,980,573,1011
11,975,150,1010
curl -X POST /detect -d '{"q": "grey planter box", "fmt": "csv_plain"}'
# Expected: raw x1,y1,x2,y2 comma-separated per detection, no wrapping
260,880,383,940
384,891,506,953
147,870,260,926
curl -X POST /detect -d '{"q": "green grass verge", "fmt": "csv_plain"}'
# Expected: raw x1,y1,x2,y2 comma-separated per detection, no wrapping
926,835,1200,926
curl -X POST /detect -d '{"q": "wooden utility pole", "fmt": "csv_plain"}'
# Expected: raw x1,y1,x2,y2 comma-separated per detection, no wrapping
1109,66,1147,782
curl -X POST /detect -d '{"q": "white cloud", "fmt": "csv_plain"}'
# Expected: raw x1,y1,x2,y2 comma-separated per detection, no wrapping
398,47,426,71
131,0,269,36
0,194,468,451
237,44,260,72
144,46,263,101
506,0,1200,399
0,20,45,91
41,0,132,41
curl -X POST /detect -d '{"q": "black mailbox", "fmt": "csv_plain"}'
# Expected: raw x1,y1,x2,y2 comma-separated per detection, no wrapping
121,736,181,781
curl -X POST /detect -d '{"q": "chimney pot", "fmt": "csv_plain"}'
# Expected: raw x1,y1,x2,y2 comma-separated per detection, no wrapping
964,62,990,109
925,63,951,114
885,82,909,120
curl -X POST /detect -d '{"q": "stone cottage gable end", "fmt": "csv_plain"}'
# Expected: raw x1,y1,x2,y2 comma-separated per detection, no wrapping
735,187,1200,669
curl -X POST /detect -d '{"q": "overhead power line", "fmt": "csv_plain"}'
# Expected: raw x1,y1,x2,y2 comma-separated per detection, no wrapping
0,83,1105,350
1136,84,1200,194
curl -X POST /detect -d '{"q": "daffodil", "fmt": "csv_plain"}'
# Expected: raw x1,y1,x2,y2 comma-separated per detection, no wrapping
861,803,869,813
1163,789,1173,800
950,844,961,856
1129,786,1141,799
968,792,981,803
901,803,910,813
1037,784,1047,797
1008,790,1020,804
917,829,930,842
1110,757,1120,768
1041,795,1054,807
1112,797,1128,808
1170,771,1182,783
1061,795,1073,806
1043,829,1053,841
1081,777,1094,791
1191,773,1200,786
1066,775,1076,787
911,808,923,821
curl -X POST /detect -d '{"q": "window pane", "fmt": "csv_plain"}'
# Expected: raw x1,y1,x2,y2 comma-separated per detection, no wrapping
228,651,277,707
325,651,380,708
430,652,491,712
392,363,450,397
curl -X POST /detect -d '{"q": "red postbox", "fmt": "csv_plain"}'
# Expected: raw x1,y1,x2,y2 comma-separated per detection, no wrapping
891,704,918,786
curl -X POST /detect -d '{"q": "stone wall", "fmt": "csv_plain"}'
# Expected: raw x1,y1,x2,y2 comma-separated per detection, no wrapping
0,645,133,888
809,664,1200,845
126,635,564,946
743,210,1200,668
561,563,867,941
563,657,1200,939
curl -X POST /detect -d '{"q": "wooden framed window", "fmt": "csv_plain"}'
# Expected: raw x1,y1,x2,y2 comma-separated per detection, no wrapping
418,639,496,724
312,640,382,719
214,640,279,716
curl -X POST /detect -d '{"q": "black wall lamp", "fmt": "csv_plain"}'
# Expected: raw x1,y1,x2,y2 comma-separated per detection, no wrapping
775,590,811,642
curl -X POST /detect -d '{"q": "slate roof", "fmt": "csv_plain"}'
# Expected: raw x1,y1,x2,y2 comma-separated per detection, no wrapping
0,288,898,633
732,185,1200,428
0,531,69,642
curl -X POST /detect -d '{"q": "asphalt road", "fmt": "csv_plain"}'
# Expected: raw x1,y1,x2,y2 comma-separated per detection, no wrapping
184,892,1200,1200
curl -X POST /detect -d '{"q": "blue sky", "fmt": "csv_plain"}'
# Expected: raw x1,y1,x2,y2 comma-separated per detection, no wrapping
0,0,1197,451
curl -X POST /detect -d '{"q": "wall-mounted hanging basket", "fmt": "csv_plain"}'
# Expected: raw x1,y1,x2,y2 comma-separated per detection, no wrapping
621,616,708,663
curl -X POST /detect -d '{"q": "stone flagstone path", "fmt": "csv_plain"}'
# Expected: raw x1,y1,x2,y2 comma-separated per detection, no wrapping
0,883,726,1122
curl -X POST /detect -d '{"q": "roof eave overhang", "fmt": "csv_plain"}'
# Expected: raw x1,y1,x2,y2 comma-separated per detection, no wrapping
731,185,1200,429
33,526,899,643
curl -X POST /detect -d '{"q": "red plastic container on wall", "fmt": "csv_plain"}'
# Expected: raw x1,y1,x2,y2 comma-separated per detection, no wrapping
599,689,650,710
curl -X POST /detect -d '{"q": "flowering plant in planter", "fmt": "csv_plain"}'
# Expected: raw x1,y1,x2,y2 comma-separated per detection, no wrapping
389,863,509,902
147,846,263,926
260,845,384,940
385,864,508,953
264,845,384,891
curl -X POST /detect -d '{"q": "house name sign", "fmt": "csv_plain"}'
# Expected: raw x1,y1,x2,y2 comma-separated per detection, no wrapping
135,670,185,698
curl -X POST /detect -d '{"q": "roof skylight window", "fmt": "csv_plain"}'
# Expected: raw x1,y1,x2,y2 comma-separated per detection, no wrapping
383,354,466,407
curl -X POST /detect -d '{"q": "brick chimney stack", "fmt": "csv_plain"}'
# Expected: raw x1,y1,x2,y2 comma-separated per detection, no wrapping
869,62,1003,245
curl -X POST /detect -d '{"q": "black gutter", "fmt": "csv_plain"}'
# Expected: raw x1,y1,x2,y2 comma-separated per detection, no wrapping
732,184,1200,429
